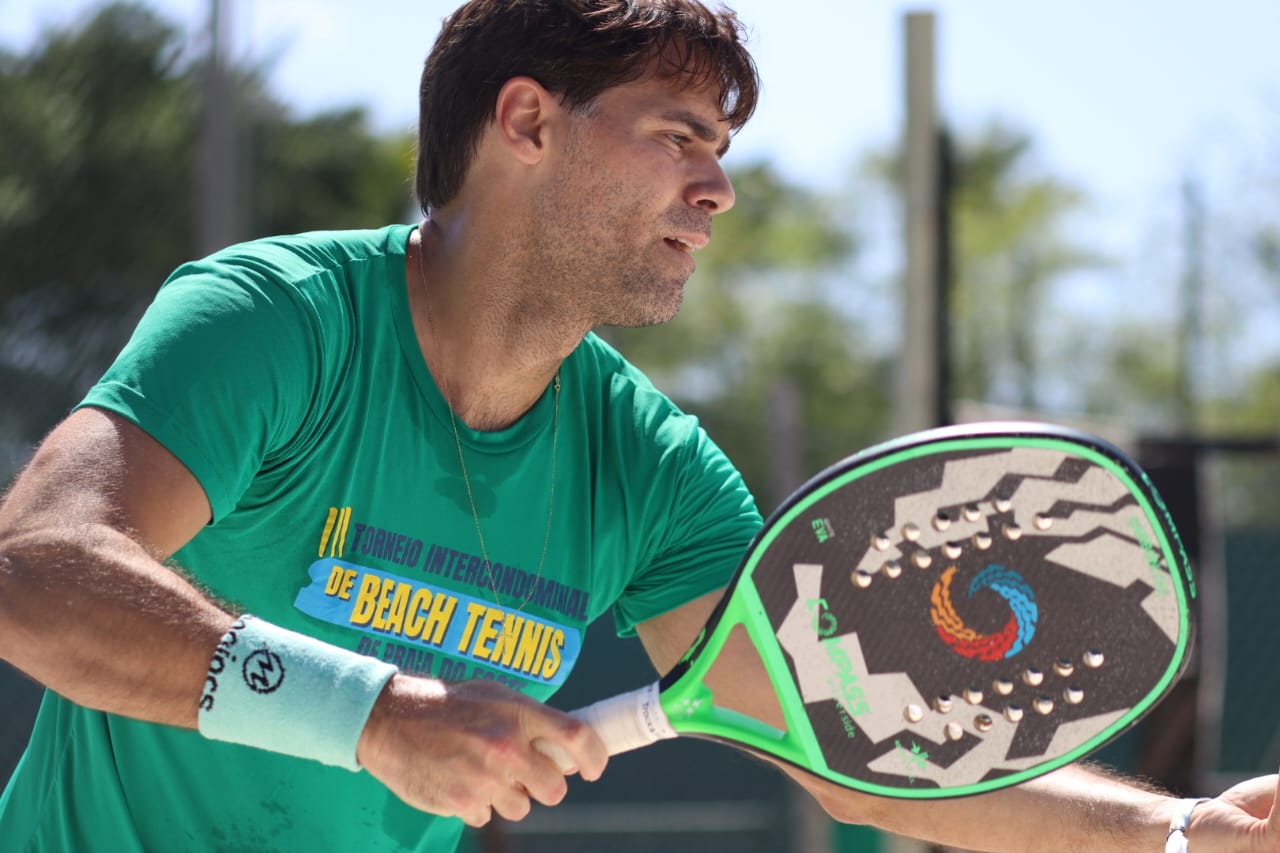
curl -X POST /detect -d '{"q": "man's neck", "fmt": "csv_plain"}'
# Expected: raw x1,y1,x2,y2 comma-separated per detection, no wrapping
406,219,587,431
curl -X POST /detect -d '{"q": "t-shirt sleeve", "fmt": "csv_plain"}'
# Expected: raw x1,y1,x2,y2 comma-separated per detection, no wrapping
611,421,762,637
78,259,328,522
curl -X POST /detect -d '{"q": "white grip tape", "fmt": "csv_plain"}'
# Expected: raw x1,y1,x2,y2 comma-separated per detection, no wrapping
535,682,676,772
575,682,677,755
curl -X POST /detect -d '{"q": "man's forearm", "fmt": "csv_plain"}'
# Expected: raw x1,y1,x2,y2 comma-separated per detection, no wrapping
0,408,236,729
0,528,234,728
803,763,1174,853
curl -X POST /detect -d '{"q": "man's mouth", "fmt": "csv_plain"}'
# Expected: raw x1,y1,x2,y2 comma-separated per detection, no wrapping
665,235,707,253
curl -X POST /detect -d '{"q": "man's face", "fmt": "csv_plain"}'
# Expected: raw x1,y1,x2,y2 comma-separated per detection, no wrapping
531,70,736,329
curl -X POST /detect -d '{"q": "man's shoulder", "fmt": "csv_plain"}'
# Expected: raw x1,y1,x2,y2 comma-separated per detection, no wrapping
574,333,671,406
153,225,413,310
204,224,412,282
572,333,704,445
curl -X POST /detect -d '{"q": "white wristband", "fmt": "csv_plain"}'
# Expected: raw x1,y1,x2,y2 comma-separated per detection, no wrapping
1164,797,1211,853
197,615,397,771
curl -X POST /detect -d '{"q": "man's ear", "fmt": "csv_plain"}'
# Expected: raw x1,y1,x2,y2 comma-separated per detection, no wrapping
493,76,559,166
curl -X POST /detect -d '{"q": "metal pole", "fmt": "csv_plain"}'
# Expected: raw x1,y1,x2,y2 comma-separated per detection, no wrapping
897,12,943,435
198,0,240,255
1175,176,1205,432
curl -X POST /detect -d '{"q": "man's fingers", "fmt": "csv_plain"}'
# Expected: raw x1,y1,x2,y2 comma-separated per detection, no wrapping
524,709,609,783
1268,769,1280,834
532,736,577,775
358,675,609,824
491,783,534,823
517,753,572,808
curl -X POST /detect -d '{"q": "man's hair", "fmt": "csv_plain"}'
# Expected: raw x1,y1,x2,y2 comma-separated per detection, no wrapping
415,0,760,213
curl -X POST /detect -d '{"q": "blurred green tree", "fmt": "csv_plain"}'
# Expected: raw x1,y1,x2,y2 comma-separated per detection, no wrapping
864,121,1104,415
0,2,413,478
948,123,1106,409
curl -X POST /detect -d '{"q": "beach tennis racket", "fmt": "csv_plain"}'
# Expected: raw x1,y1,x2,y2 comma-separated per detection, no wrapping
540,422,1195,798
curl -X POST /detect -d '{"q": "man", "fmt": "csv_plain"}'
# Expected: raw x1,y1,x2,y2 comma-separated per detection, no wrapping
0,1,1276,850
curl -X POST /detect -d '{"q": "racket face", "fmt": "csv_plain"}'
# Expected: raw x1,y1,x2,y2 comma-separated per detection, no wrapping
663,423,1194,799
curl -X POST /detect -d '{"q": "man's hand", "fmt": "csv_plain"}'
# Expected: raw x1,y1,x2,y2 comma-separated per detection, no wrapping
356,675,608,827
1185,771,1280,851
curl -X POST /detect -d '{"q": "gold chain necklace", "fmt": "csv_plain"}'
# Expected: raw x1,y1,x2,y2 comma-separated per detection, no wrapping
415,234,560,625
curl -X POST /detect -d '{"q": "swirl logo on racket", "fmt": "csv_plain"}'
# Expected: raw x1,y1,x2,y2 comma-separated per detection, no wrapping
930,563,1038,661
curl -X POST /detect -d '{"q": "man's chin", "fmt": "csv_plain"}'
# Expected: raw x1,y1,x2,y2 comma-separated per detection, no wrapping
607,298,684,329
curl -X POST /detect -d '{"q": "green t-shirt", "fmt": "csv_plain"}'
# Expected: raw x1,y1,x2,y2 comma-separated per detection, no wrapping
0,224,761,852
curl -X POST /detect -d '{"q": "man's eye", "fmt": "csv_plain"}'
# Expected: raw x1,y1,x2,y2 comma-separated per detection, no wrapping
666,132,691,146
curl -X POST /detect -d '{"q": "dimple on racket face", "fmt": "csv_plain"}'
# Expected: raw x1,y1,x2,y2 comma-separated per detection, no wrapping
658,422,1194,799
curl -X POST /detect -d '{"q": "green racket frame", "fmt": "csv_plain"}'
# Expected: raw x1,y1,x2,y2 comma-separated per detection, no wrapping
656,426,1193,798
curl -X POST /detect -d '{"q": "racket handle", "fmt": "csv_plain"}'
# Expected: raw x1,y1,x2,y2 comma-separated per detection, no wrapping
534,682,676,772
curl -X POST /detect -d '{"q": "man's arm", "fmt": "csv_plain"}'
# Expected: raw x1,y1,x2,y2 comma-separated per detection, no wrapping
0,407,606,827
0,407,230,724
636,589,1280,852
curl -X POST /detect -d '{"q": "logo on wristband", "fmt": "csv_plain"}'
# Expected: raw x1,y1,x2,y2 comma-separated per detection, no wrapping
243,648,286,694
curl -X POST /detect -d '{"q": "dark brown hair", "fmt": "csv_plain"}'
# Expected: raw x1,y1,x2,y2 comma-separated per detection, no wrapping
414,0,760,213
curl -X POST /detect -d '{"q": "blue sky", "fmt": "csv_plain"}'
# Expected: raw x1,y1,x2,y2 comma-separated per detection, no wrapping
4,0,1276,207
4,0,1280,386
